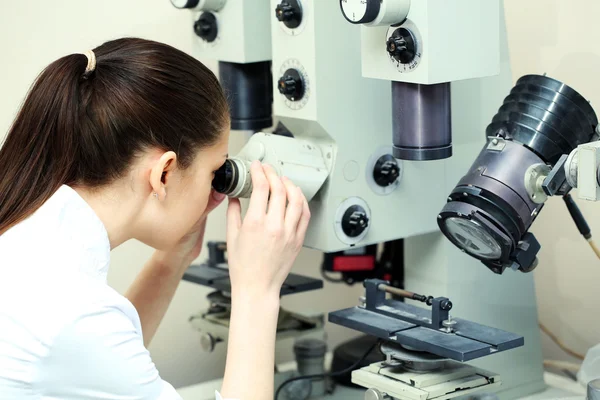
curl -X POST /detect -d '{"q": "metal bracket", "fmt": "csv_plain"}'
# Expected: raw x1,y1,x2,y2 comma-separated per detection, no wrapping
364,280,451,330
542,154,571,196
486,136,506,152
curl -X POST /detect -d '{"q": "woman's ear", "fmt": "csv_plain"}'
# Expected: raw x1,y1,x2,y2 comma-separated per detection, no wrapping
149,151,177,201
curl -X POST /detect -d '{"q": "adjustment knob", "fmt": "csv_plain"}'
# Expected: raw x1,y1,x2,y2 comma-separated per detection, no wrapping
171,0,226,11
340,0,380,24
365,388,391,400
387,28,416,64
275,0,302,29
589,379,600,400
200,332,222,352
373,154,400,187
194,12,218,42
342,205,370,238
278,69,305,101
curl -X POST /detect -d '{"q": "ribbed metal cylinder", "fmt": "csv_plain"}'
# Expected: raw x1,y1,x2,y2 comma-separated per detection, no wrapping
486,74,598,164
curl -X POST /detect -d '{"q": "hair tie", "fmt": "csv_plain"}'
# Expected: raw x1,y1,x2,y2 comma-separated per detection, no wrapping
81,50,96,74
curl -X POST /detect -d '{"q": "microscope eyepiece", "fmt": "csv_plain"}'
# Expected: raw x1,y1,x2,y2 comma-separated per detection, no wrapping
211,158,253,198
212,159,237,195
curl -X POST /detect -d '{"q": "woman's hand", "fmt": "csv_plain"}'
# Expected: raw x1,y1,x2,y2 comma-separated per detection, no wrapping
221,161,310,400
226,161,311,297
157,189,226,269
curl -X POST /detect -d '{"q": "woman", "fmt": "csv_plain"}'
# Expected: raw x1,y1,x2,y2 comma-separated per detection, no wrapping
0,38,310,399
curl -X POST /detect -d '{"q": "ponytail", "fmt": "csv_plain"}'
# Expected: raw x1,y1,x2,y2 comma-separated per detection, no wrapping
0,38,229,235
0,53,89,234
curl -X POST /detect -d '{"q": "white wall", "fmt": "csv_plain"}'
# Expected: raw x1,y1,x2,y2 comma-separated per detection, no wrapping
0,0,362,389
1,0,597,390
504,0,600,366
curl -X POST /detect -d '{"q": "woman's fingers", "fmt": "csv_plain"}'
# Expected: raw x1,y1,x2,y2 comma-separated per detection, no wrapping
226,197,242,244
282,177,304,234
246,161,270,218
264,164,287,222
296,197,311,242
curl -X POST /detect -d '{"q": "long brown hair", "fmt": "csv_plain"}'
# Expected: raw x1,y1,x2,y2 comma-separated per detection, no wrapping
0,38,229,235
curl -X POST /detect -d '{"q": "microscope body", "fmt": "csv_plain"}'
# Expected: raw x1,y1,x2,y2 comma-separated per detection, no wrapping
174,0,548,398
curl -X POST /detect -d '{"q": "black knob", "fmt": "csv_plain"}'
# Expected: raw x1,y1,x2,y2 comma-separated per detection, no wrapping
342,205,370,238
194,12,218,42
440,300,453,311
386,28,416,64
373,154,400,187
275,0,302,29
278,69,304,101
207,241,227,267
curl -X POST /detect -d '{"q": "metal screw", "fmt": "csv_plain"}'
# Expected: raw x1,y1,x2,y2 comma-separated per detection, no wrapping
437,214,442,219
442,316,457,333
492,138,499,145
359,296,366,307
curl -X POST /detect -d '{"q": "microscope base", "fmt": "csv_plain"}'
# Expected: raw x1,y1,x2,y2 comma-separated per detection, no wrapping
352,361,501,400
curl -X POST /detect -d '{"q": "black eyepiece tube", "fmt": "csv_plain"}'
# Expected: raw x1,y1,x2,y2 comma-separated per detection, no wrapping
218,61,273,131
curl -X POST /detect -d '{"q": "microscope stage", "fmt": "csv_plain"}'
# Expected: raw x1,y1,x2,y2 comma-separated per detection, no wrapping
328,301,523,362
183,263,323,295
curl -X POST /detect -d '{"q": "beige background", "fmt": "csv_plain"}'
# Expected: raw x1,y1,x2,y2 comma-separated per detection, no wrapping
504,0,600,366
0,0,596,389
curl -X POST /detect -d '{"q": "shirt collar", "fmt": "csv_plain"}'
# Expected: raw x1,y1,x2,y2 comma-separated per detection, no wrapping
46,185,111,282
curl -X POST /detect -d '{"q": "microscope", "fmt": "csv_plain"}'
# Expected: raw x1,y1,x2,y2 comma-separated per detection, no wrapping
171,0,596,398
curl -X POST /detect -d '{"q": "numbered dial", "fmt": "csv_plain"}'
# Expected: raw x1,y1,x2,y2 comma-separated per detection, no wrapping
275,0,303,29
340,0,380,24
278,59,310,110
386,22,422,73
194,12,218,42
171,0,226,11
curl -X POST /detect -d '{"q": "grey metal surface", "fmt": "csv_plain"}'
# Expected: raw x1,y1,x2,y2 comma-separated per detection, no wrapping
452,317,524,350
183,264,323,295
392,81,452,160
328,307,415,338
394,326,493,361
328,300,524,362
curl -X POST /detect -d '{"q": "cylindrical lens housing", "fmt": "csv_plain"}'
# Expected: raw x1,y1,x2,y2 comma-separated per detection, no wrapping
392,81,452,161
439,75,598,274
219,61,273,131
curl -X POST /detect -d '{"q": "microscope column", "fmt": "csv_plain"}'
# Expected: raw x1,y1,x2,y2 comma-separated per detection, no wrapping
294,339,327,397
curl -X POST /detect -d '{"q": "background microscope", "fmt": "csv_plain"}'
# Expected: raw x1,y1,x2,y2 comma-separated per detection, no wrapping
170,0,592,398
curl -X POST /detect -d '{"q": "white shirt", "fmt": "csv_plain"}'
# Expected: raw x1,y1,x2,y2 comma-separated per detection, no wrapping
0,185,226,399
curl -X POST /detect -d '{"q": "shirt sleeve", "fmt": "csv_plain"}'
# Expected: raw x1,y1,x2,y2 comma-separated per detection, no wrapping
37,304,182,400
